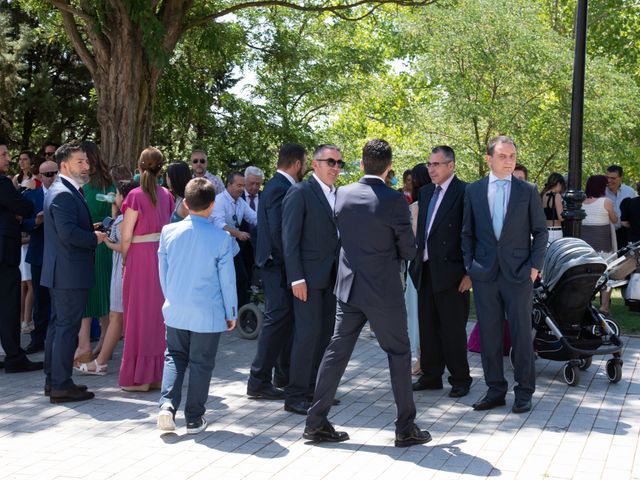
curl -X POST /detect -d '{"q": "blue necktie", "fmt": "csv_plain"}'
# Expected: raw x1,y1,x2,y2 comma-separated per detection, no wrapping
425,186,442,240
492,179,507,239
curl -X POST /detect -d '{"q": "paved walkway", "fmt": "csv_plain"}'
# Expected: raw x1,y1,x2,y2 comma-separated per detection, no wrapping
1,323,639,480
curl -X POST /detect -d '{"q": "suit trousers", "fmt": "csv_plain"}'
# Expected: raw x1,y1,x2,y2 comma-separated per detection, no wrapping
248,264,294,390
233,252,249,309
0,263,27,366
45,288,90,389
417,261,472,388
306,300,416,434
30,264,50,346
472,272,535,401
285,286,336,403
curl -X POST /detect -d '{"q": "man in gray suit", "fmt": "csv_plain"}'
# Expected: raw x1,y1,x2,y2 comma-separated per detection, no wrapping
461,135,547,414
282,144,342,415
304,139,431,447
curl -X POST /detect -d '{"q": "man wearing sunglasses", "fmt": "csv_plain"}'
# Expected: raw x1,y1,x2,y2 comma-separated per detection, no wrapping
190,149,224,195
281,144,342,415
0,143,42,373
21,160,59,354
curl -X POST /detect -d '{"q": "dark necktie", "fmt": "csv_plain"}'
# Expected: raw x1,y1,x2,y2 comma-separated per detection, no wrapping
249,194,256,211
79,186,85,197
425,186,442,240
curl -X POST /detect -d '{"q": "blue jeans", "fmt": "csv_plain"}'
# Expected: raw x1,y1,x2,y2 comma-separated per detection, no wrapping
159,327,221,422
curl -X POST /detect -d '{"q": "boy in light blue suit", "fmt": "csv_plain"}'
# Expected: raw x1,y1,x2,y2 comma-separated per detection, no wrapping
157,178,237,434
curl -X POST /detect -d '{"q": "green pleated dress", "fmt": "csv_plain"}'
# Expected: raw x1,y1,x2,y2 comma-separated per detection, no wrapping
83,182,116,318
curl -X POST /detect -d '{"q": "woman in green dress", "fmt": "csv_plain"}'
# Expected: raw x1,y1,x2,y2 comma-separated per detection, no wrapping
74,141,116,364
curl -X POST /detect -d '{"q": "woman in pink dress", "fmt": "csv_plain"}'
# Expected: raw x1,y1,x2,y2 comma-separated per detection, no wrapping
119,147,174,391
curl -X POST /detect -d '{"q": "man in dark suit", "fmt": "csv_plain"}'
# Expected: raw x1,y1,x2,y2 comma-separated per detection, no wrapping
247,144,307,400
239,166,264,287
281,144,342,415
461,135,547,414
42,142,107,403
410,146,472,398
304,139,431,447
21,160,59,353
0,143,42,373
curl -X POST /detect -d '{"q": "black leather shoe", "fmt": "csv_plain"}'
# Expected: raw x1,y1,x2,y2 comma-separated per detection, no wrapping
412,379,443,391
25,343,45,354
472,396,506,411
284,401,311,415
50,388,95,404
0,359,4,369
45,383,88,396
303,423,349,443
512,399,532,414
247,384,285,400
395,424,432,447
4,359,43,373
449,386,470,398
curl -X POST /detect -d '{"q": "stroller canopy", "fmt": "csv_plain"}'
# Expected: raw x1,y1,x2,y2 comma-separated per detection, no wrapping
542,237,608,291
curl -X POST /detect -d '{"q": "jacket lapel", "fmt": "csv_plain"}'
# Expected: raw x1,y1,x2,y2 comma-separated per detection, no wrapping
502,176,523,228
429,176,461,237
60,177,92,223
478,176,492,227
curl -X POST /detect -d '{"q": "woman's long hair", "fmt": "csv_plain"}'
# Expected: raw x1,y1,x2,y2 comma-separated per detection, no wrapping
410,163,431,201
81,141,113,190
17,150,35,184
166,162,192,199
138,147,164,206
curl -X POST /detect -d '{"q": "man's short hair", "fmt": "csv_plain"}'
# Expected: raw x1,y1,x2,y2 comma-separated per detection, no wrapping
226,171,243,186
313,144,341,160
431,145,455,163
191,149,207,159
607,165,623,177
514,163,528,180
184,178,215,212
362,139,392,176
277,143,306,169
55,141,84,166
244,166,264,179
487,135,517,156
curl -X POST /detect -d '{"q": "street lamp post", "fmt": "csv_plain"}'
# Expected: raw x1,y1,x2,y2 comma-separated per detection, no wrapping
562,0,588,238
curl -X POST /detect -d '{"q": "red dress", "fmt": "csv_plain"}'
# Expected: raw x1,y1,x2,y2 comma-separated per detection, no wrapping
119,186,173,387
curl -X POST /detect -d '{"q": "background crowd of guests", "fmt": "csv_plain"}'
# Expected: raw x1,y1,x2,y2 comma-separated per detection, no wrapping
0,136,638,443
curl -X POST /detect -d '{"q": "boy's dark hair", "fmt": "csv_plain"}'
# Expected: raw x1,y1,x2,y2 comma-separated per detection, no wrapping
362,139,392,176
116,179,140,200
185,177,215,212
277,143,306,169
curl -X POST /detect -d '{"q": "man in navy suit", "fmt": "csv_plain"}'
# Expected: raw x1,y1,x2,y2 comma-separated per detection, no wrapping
22,160,59,354
247,144,307,400
461,136,547,414
42,142,107,403
0,143,42,373
281,145,341,414
304,139,431,447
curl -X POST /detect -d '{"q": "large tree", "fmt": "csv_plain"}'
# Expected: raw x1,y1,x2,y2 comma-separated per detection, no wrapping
21,1,436,168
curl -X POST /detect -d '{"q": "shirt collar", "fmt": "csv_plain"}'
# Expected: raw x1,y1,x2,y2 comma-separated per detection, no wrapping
244,189,258,199
435,174,455,192
58,174,82,191
277,169,297,185
223,189,236,204
489,172,512,184
312,173,335,194
363,174,386,182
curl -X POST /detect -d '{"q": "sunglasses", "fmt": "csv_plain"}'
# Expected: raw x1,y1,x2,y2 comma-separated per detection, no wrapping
41,171,58,177
192,158,206,164
317,158,345,169
44,152,55,157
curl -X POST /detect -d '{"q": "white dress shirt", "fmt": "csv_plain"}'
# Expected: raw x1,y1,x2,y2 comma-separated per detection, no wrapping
487,172,513,220
423,174,455,261
210,190,257,256
58,174,82,192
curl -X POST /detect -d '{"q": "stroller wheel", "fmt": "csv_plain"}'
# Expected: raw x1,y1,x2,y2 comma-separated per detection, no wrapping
578,356,592,371
606,359,623,383
563,363,580,386
237,303,264,340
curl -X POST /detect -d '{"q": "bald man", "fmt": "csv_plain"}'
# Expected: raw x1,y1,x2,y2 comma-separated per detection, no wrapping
22,160,59,353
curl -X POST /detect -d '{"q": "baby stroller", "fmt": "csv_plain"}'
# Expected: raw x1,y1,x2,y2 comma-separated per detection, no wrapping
532,237,624,386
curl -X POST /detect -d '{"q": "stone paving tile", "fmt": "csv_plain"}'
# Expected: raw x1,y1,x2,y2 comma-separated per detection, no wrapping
0,324,639,480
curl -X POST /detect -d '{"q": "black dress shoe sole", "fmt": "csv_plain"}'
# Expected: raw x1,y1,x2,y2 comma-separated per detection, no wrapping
247,390,285,400
412,383,443,392
284,404,309,415
303,431,349,443
44,384,88,396
472,399,506,411
395,431,432,447
50,392,95,404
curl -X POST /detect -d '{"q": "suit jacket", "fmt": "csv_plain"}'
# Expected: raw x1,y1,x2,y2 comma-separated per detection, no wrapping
409,175,467,292
22,187,44,266
282,175,339,289
255,172,293,268
41,177,97,289
461,175,547,283
334,177,416,308
0,175,34,266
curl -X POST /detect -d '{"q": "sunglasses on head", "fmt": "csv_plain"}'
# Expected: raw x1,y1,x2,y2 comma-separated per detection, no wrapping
41,171,58,178
317,158,345,169
192,158,206,164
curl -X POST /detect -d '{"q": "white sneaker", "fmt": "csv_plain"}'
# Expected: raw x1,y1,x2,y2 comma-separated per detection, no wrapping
157,404,176,431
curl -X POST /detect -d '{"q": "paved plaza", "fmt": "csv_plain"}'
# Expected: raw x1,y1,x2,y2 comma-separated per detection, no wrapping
1,323,639,480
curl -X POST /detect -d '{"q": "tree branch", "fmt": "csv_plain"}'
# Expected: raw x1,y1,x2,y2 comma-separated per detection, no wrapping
53,5,97,77
187,0,437,29
49,0,92,22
